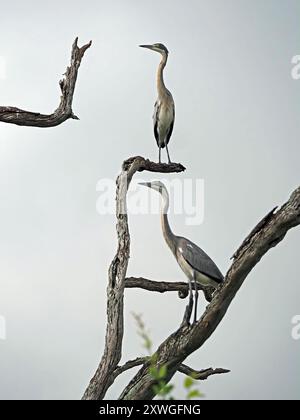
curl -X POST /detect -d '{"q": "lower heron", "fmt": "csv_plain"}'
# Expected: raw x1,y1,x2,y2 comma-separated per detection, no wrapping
139,181,224,324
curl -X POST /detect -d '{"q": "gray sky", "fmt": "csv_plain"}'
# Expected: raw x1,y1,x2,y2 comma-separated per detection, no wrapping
0,0,299,400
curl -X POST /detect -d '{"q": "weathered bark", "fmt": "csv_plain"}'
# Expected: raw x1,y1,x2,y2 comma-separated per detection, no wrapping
82,157,186,400
0,38,91,127
113,358,229,383
125,277,206,299
114,357,148,378
83,155,300,400
178,365,230,380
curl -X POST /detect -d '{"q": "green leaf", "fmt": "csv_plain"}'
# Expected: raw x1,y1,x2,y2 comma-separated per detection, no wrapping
152,384,161,394
158,365,167,379
149,366,159,379
184,376,194,389
187,389,203,399
162,384,174,394
158,380,166,391
144,338,152,352
152,381,166,396
151,353,158,364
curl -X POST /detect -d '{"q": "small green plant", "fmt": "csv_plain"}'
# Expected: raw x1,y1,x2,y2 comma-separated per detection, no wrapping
132,312,152,354
184,375,203,399
150,364,175,399
132,312,203,400
132,312,174,399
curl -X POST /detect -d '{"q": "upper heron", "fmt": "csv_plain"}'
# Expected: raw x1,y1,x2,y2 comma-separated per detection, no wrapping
140,43,175,164
139,181,224,324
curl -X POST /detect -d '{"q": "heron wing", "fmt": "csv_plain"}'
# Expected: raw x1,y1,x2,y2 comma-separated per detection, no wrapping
179,237,224,283
153,100,160,147
165,107,175,146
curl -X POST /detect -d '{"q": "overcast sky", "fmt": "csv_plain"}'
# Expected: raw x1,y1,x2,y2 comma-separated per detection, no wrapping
0,0,299,400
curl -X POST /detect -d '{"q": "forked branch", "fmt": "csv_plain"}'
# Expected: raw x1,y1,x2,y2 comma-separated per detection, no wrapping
112,358,229,383
0,37,91,127
178,365,230,380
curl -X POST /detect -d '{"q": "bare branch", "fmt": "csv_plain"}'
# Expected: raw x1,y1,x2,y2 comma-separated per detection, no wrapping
125,277,203,299
0,37,92,127
122,156,186,174
231,206,278,260
82,157,185,400
178,365,230,380
113,357,149,379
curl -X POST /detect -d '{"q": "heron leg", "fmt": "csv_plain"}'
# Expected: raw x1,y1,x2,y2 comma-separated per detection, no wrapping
159,146,161,163
193,276,199,324
182,277,194,325
165,143,171,164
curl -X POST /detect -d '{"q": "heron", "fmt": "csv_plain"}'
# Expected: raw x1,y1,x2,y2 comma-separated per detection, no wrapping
139,181,224,324
140,43,175,164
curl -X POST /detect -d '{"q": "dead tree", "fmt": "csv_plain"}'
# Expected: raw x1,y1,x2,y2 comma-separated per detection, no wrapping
0,37,91,127
82,155,300,400
2,37,298,400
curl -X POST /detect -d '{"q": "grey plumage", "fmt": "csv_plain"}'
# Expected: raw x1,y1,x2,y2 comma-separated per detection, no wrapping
178,237,224,284
139,181,224,324
153,98,174,148
140,43,175,163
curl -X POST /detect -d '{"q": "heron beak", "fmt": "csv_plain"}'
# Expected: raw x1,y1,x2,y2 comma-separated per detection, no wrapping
139,44,154,51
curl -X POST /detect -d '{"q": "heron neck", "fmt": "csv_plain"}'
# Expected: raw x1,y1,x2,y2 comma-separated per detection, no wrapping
157,53,168,98
160,191,176,254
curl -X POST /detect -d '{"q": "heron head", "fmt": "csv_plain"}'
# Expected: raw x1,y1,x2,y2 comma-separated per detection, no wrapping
139,43,169,55
138,180,166,195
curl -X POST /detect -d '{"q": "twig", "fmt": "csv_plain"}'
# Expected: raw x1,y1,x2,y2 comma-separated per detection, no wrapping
113,357,149,379
125,277,195,299
178,365,230,380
